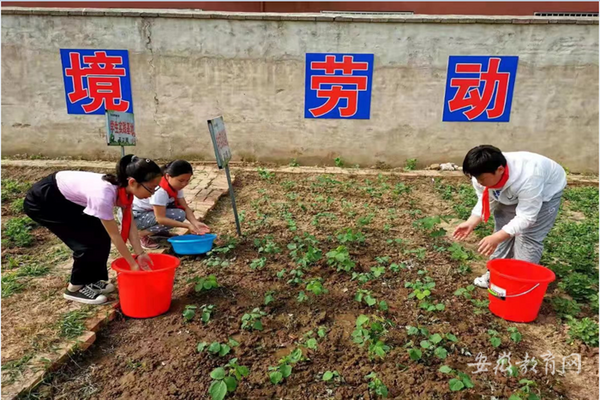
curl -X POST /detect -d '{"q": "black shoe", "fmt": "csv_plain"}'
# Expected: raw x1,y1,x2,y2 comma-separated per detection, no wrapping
89,280,116,294
63,285,108,305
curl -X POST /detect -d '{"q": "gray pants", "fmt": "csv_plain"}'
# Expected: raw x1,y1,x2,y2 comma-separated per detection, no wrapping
491,191,562,264
133,208,186,234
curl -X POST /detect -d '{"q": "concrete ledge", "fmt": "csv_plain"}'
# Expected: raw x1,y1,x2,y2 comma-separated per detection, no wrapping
1,7,597,25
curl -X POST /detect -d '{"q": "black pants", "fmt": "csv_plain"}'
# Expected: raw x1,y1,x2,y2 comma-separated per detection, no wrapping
24,173,111,285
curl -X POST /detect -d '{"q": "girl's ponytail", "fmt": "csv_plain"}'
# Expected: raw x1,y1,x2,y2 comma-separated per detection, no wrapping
103,155,160,187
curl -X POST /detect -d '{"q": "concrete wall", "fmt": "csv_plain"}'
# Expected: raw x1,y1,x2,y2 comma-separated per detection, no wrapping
2,8,599,172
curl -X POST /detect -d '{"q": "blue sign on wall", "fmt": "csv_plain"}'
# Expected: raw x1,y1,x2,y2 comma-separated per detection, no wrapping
305,53,374,119
443,55,518,122
60,49,133,115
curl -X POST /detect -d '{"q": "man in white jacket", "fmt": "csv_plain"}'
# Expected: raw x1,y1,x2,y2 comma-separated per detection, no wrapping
453,145,567,288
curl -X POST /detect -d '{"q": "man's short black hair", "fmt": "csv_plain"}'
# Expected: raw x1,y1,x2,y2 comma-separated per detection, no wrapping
462,145,507,177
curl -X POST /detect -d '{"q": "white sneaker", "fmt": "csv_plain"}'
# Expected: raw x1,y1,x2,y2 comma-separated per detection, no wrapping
63,284,108,305
473,271,490,288
89,280,116,294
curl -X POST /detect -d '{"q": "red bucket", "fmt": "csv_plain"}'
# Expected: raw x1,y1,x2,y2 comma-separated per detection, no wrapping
487,259,555,323
111,254,180,318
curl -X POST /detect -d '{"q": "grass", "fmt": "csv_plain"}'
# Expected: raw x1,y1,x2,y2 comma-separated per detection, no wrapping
1,273,26,298
58,308,95,339
1,353,35,384
2,216,36,248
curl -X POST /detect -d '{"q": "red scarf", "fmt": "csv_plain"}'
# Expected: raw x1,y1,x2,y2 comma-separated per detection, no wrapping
481,165,510,223
118,187,133,242
159,177,185,210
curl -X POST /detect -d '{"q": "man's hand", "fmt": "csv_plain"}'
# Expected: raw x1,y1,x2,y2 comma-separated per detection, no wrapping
453,216,481,241
478,231,511,257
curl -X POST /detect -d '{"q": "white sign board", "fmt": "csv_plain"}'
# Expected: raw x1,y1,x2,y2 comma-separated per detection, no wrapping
106,110,136,146
207,116,232,169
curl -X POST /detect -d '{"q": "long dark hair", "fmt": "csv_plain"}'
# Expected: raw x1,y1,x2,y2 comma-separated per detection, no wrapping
103,155,162,187
162,160,193,177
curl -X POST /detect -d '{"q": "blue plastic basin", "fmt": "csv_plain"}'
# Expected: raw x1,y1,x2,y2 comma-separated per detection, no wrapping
168,234,217,255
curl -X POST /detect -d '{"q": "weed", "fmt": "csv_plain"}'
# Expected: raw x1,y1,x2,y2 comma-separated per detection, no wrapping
10,198,24,214
241,308,266,331
3,216,36,248
334,157,344,167
208,358,250,400
566,316,599,347
58,308,93,339
15,263,50,278
357,214,375,227
1,179,31,202
558,272,597,302
453,285,476,299
289,159,299,167
1,353,34,384
365,372,388,398
183,305,197,322
1,273,25,298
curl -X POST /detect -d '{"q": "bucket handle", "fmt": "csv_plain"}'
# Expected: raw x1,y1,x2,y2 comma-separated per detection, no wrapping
488,283,540,299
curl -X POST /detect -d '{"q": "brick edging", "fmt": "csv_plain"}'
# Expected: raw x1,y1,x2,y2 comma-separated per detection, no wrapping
1,7,598,25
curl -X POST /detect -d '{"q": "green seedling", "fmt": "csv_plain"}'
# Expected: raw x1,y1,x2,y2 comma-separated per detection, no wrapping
326,246,355,272
507,327,522,343
352,315,392,359
322,370,341,382
448,242,473,261
264,291,275,306
208,358,250,400
257,167,274,180
241,308,266,331
393,182,411,196
306,278,328,296
255,236,281,254
191,275,219,292
403,158,417,171
404,247,426,260
200,304,215,324
357,214,375,227
509,379,541,400
454,285,476,299
365,372,389,398
183,305,197,322
438,365,474,392
268,348,304,385
250,257,267,270
334,157,344,167
289,159,299,167
198,340,234,357
488,329,502,348
336,228,366,244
